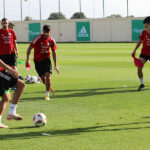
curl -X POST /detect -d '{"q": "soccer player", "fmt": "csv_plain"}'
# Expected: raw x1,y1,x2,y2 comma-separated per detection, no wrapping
8,22,19,58
132,16,150,91
26,25,59,100
0,18,19,69
8,22,15,30
0,59,25,128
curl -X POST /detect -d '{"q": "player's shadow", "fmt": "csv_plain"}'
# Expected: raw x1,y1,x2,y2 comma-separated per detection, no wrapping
20,96,44,102
1,121,150,141
20,86,150,101
52,87,150,99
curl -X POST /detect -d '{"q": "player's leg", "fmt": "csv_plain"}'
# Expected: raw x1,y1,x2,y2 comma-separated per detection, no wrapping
40,74,46,84
0,91,10,128
41,74,54,96
137,56,147,91
7,80,25,120
50,76,55,95
44,72,51,100
10,66,18,91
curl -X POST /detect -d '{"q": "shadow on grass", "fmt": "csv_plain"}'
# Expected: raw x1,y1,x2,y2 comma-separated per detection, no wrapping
21,86,150,101
141,116,150,118
25,86,142,94
1,121,150,140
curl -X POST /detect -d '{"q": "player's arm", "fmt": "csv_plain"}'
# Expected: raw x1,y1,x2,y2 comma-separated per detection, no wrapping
13,40,19,58
132,40,142,57
12,31,19,57
26,45,33,66
0,59,19,78
52,50,60,74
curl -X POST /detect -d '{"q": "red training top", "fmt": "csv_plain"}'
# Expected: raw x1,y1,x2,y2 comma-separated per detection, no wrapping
139,30,150,56
0,28,17,55
30,34,57,62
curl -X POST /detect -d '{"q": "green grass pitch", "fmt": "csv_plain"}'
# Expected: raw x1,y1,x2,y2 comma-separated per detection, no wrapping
1,43,150,150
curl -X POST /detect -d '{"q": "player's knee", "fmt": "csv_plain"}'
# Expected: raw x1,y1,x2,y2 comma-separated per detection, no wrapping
16,80,26,89
2,92,10,103
138,67,143,71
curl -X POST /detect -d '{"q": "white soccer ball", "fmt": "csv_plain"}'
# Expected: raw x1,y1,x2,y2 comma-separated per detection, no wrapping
33,113,47,127
25,75,31,83
30,76,37,83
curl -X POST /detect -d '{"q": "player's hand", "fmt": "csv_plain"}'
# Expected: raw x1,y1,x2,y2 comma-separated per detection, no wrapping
16,52,19,58
26,60,30,66
131,51,136,57
7,68,19,78
54,65,60,74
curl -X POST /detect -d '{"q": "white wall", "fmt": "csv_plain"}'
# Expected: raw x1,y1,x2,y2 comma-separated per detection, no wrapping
111,19,132,42
92,19,112,42
14,22,29,42
13,18,144,42
59,21,76,42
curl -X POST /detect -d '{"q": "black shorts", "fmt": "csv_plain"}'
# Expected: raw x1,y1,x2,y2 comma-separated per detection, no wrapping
34,58,52,77
140,54,150,61
0,53,16,66
0,71,18,97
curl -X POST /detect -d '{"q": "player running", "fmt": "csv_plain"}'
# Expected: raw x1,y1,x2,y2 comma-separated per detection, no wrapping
26,25,59,100
0,59,25,128
132,16,150,91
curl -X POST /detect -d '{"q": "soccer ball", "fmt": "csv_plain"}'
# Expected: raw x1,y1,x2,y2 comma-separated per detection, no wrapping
25,75,31,83
33,113,47,127
30,76,37,83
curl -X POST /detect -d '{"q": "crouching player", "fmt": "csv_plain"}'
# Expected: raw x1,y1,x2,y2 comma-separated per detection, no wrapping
132,16,150,91
26,25,59,100
0,59,25,128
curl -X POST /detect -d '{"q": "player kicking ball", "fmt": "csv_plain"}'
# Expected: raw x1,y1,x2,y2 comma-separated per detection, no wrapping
26,25,59,100
132,16,150,91
0,59,25,128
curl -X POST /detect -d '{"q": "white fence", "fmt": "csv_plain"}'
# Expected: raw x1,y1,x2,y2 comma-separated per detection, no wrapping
12,17,144,42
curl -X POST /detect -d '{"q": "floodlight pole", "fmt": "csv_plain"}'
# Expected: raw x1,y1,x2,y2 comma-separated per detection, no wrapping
3,0,5,18
20,0,23,21
59,0,60,15
127,0,129,17
79,0,81,18
39,0,41,20
103,0,105,18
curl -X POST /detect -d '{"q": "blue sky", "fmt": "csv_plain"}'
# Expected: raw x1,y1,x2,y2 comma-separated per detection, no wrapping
0,0,149,21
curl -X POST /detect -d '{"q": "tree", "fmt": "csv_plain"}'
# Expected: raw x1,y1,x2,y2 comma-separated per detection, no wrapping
24,16,32,21
71,12,86,19
127,15,135,18
107,14,122,18
48,12,66,20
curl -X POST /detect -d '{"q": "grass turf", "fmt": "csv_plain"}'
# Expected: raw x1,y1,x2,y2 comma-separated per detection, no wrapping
0,43,150,150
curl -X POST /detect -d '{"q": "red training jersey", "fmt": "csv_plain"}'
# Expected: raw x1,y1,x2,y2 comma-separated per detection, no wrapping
0,28,17,55
139,30,150,56
30,34,57,62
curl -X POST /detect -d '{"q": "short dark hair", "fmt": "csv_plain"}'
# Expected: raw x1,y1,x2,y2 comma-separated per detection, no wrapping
43,25,51,33
9,22,15,27
143,16,150,24
1,18,8,22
